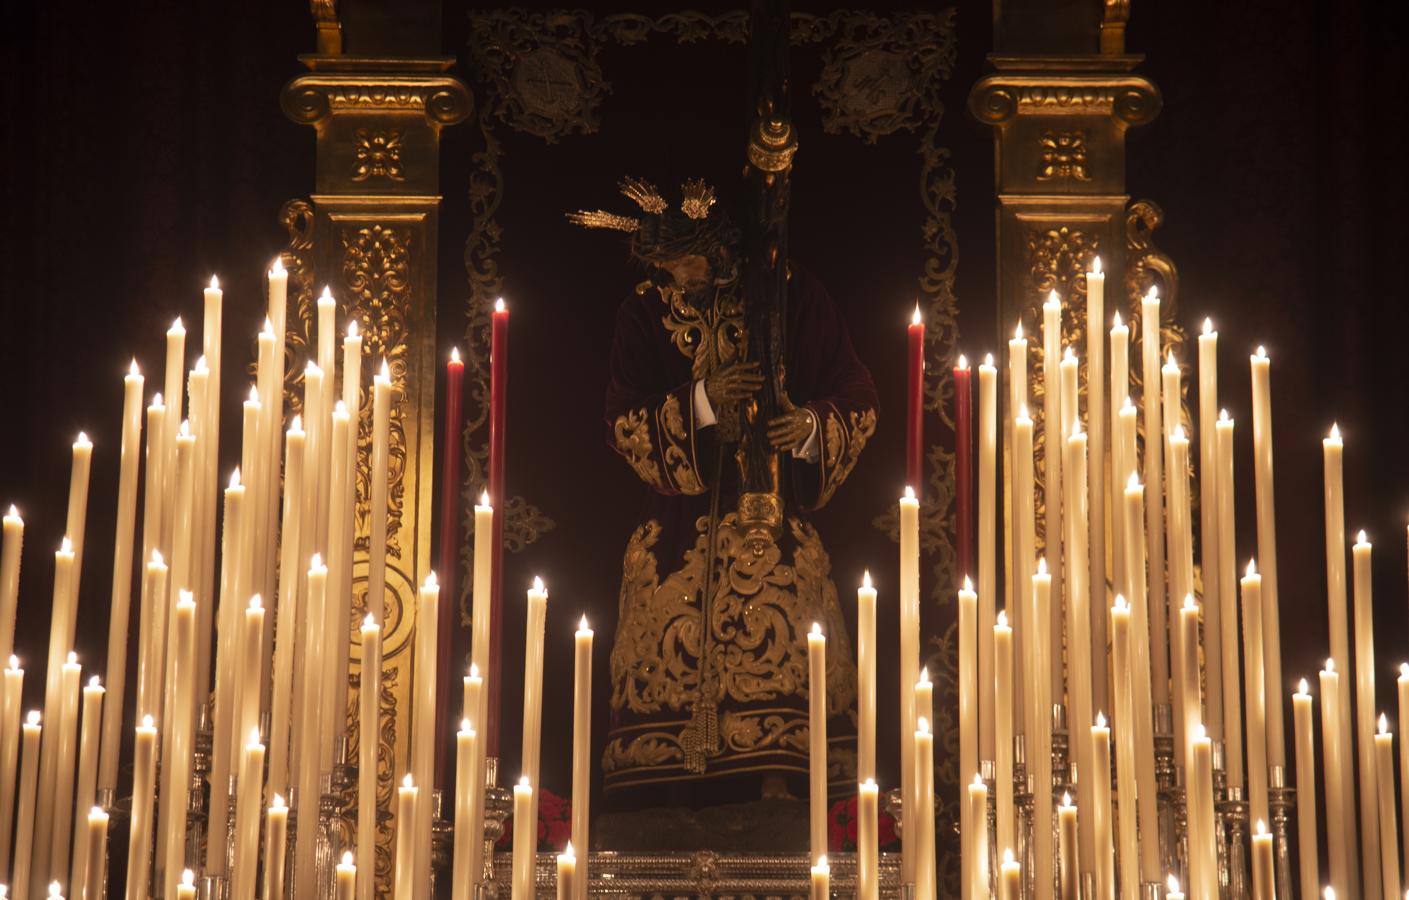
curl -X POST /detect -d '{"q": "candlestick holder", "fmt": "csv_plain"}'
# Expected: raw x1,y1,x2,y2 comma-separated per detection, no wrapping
1014,739,1034,900
1052,704,1070,794
1138,881,1160,900
1210,742,1228,899
1152,705,1180,884
1217,785,1248,900
982,758,997,900
480,756,514,899
431,788,452,896
1267,765,1295,900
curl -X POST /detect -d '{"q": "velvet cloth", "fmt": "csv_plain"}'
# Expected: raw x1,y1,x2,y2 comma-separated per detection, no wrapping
601,266,878,805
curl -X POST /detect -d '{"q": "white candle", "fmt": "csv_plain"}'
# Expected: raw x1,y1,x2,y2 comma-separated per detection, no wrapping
958,577,978,900
1091,714,1113,900
1253,821,1275,900
1109,315,1130,608
50,651,82,881
1354,531,1383,900
0,507,22,664
969,774,990,900
233,728,265,900
995,610,1015,856
1063,424,1095,882
315,287,337,552
1322,661,1351,898
336,852,357,900
269,418,305,804
511,777,535,900
414,572,441,897
369,361,394,625
1109,598,1139,900
454,720,478,900
572,616,593,900
1295,681,1320,900
1189,723,1216,900
236,595,265,775
125,715,157,900
978,355,998,764
1042,291,1065,696
294,557,328,900
1008,323,1028,636
1085,259,1107,719
263,794,289,900
78,806,107,900
1000,850,1021,900
858,573,877,784
1031,560,1054,900
38,538,76,883
253,325,278,672
207,471,242,877
1324,425,1358,869
558,844,577,900
324,402,352,778
395,775,418,900
1377,715,1401,900
1177,593,1200,774
1242,562,1270,829
858,779,880,900
0,658,22,881
470,493,494,683
1249,347,1285,771
13,711,41,900
899,487,920,887
161,317,187,555
915,718,936,900
808,623,828,863
176,871,195,900
1139,288,1167,712
464,666,486,896
1399,664,1409,877
1013,411,1035,741
521,576,548,873
1216,412,1244,788
159,593,196,895
68,675,103,895
358,615,381,900
1120,476,1160,883
1196,321,1223,740
810,856,830,900
1167,427,1194,757
1058,792,1077,900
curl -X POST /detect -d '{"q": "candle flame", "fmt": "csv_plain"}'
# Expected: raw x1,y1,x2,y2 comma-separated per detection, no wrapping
380,358,391,381
1255,345,1267,359
363,612,376,629
1013,322,1023,341
811,621,823,636
1299,678,1309,694
532,575,544,592
1357,529,1368,544
1324,889,1336,900
862,570,872,590
912,304,922,326
347,321,359,339
88,675,100,688
310,553,323,570
290,415,303,433
151,549,164,566
26,711,39,726
1183,593,1196,611
997,610,1008,627
1096,711,1107,728
1219,408,1230,423
1193,722,1206,741
863,777,877,789
450,347,461,364
1326,658,1336,673
580,614,590,632
495,297,506,313
1036,556,1048,576
249,726,262,746
271,257,286,276
342,851,354,867
65,651,76,665
1246,559,1257,577
1091,256,1102,275
1329,422,1341,440
181,871,195,890
1402,663,1409,679
956,353,968,370
1255,819,1267,835
1071,421,1083,440
918,716,930,735
141,714,154,728
170,316,184,333
230,469,241,489
1114,594,1129,612
60,536,72,554
1380,713,1389,735
962,575,973,592
129,359,140,376
320,286,334,302
209,275,220,290
1167,875,1180,895
1122,395,1135,412
984,352,994,367
1144,286,1159,303
404,774,415,788
1165,350,1176,369
1003,849,1015,865
260,317,274,336
6,505,18,520
566,842,576,858
334,400,348,415
273,793,286,810
919,667,930,685
479,491,491,507
903,485,916,501
75,431,90,447
973,773,984,787
177,420,189,438
1061,791,1071,807
425,571,438,589
249,594,263,611
5,655,15,670
178,590,194,608
1202,317,1213,336
1112,311,1123,329
470,663,480,678
305,361,321,377
1045,289,1060,308
248,384,260,403
518,775,530,788
1017,404,1030,422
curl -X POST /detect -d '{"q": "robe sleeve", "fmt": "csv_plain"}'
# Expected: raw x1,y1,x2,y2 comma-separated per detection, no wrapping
603,297,712,496
789,273,879,512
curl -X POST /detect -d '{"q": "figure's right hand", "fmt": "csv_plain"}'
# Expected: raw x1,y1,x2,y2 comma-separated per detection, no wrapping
704,361,765,409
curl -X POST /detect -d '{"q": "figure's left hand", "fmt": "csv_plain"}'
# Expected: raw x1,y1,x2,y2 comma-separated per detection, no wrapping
767,406,814,451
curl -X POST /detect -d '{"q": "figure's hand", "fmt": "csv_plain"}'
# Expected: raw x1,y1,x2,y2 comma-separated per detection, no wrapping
705,361,765,409
768,407,815,451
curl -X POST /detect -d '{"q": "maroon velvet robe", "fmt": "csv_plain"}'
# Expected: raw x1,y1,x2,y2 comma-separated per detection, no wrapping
602,266,878,801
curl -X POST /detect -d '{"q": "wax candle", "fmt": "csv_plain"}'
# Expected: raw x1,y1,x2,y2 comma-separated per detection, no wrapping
439,349,465,713
1177,594,1200,772
1216,411,1244,788
300,362,324,569
358,614,381,900
269,418,305,804
1190,724,1217,900
1109,598,1139,900
253,324,278,665
236,595,265,772
1322,661,1351,898
1242,562,1270,828
915,668,933,744
1295,681,1321,900
1376,716,1400,899
915,718,936,900
470,494,494,712
488,298,509,757
414,572,442,898
858,573,877,782
858,779,880,900
64,432,92,616
316,287,337,545
0,658,21,880
1009,323,1028,625
1109,315,1130,607
12,711,40,900
396,775,418,900
263,795,289,900
50,651,82,879
573,616,593,900
201,281,224,636
68,675,103,894
1063,424,1095,880
324,402,353,777
1041,293,1065,694
233,729,265,900
1058,792,1077,900
958,577,977,900
78,806,107,900
454,720,478,900
521,576,548,872
955,354,973,574
1167,430,1194,744
161,317,186,548
1119,477,1160,883
294,557,328,900
1354,531,1383,899
159,593,196,894
38,537,76,878
512,777,534,900
1031,560,1054,900
1091,714,1113,900
336,852,356,900
1165,876,1183,900
264,264,288,617
808,623,828,862
176,870,195,900
464,665,486,895
907,305,925,491
558,844,577,900
1249,347,1286,770
0,507,22,664
1000,850,1021,900
1113,399,1137,597
1399,664,1409,874
369,361,393,625
1252,821,1275,900
978,355,998,764
811,856,831,900
1139,288,1167,715
207,470,243,877
100,360,143,797
1013,409,1035,733
995,610,1015,855
899,487,920,887
969,774,990,900
1324,425,1358,867
125,715,156,900
1085,260,1107,711
1196,321,1223,740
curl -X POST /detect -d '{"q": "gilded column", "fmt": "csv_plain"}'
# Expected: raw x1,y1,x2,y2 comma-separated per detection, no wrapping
280,55,470,888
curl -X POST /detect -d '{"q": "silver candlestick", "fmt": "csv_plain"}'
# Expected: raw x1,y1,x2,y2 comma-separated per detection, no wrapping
1268,765,1295,900
480,756,514,899
982,758,997,900
1218,785,1249,900
1152,704,1180,884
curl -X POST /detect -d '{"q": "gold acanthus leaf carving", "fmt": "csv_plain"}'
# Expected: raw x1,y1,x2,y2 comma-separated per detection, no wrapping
1036,129,1092,182
352,129,406,182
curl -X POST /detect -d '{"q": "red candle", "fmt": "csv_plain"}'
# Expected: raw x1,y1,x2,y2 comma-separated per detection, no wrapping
487,298,509,758
907,305,925,494
954,354,972,578
435,348,465,788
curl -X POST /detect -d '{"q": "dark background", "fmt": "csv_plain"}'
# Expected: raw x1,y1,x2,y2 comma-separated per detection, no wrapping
3,0,1408,873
